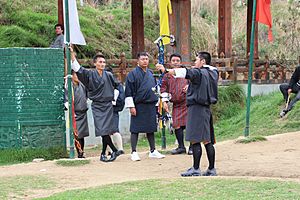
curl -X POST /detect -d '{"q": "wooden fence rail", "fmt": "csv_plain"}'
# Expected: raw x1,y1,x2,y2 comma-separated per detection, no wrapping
78,53,300,85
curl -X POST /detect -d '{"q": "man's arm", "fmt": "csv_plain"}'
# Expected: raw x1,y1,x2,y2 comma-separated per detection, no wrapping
124,73,136,116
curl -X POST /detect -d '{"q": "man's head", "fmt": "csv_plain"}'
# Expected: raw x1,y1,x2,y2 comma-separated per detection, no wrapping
71,70,79,84
194,51,211,68
55,24,64,36
93,54,106,71
169,53,182,68
137,52,149,68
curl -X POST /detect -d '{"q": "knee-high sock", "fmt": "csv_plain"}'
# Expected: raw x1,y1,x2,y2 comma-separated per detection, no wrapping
131,133,139,152
175,127,185,148
192,143,202,170
146,132,155,152
205,143,215,170
101,136,108,155
102,135,117,155
112,132,124,150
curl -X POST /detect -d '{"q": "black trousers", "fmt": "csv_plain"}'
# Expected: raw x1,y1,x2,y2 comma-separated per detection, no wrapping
279,83,300,111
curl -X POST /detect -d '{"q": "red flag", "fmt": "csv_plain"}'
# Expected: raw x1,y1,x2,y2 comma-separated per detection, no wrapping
256,0,273,41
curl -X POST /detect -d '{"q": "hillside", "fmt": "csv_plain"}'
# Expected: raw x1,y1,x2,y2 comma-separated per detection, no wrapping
0,0,299,60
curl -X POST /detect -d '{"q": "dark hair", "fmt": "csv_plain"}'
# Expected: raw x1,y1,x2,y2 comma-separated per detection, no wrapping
197,51,211,65
55,24,64,30
105,66,113,73
137,52,149,59
169,53,182,61
93,54,105,63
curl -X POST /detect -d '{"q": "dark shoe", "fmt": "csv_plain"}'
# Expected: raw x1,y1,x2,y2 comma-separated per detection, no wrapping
107,151,121,162
100,154,108,162
171,147,186,155
118,150,125,155
188,146,193,155
202,168,217,176
181,167,201,177
107,151,112,156
78,152,85,158
280,109,288,118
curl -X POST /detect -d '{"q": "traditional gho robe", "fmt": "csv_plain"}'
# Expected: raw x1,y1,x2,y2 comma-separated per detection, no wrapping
73,82,89,139
112,84,125,132
125,66,158,133
72,60,119,137
174,66,217,144
160,73,188,128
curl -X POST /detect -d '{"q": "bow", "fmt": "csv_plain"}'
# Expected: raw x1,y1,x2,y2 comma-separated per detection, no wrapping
152,35,175,93
152,35,175,149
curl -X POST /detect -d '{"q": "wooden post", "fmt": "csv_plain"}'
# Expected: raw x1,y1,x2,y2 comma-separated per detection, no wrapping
169,0,191,63
58,0,64,27
218,0,232,58
131,0,145,58
119,52,127,83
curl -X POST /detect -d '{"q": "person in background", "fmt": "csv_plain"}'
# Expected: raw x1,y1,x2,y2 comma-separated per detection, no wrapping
50,24,64,48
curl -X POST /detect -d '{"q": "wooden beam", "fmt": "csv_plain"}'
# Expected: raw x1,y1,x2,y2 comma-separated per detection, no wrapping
218,0,232,58
58,0,64,27
131,0,145,58
169,0,191,63
247,0,258,59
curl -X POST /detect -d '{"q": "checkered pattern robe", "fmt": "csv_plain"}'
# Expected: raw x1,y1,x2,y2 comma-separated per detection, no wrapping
160,73,188,128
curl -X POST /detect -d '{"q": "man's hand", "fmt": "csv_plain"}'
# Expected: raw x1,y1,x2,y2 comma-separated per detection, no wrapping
130,107,136,116
69,46,76,62
156,64,165,73
288,89,292,94
163,102,169,113
183,85,188,93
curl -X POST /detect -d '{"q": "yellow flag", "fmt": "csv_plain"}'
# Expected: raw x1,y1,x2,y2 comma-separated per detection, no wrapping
159,0,172,45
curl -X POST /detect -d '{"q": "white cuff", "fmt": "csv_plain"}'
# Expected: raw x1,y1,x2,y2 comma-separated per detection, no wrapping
71,59,81,72
112,89,120,105
174,68,187,78
125,97,135,108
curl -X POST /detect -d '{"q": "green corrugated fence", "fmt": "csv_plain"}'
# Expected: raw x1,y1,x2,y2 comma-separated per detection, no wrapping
0,48,65,149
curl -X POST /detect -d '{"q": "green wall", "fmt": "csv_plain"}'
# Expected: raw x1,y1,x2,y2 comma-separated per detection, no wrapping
0,48,65,149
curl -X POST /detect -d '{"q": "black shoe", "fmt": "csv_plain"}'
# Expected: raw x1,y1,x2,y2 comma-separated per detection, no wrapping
280,109,288,118
202,168,217,176
181,167,201,177
78,152,85,158
188,146,193,155
171,147,186,155
100,154,108,162
118,150,125,155
107,151,120,162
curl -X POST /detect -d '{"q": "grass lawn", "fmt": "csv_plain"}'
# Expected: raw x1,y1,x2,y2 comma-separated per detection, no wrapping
39,178,300,200
0,175,56,199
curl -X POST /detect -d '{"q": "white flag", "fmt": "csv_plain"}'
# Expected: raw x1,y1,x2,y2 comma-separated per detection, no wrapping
63,0,86,45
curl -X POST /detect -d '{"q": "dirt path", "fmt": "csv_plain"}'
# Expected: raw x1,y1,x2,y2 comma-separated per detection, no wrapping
1,132,300,199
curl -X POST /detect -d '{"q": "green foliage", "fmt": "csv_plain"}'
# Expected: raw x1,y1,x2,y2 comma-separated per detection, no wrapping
215,91,300,141
1,0,298,60
40,178,300,200
212,84,245,121
0,146,67,166
56,159,90,167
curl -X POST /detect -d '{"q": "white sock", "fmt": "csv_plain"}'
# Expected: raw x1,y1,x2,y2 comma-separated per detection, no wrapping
112,132,123,150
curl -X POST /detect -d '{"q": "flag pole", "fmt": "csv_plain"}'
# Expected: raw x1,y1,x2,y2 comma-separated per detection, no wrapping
64,0,75,158
244,0,257,137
